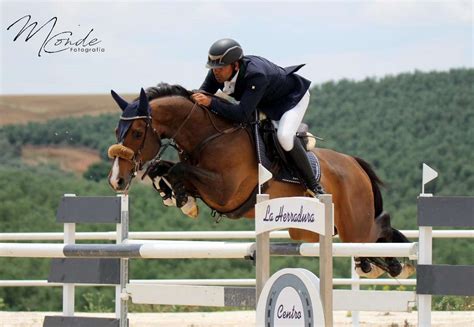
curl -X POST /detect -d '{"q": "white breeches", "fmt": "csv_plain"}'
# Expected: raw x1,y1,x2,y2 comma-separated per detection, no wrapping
276,90,310,151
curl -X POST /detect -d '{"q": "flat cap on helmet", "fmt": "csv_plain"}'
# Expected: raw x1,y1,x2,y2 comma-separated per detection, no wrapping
206,38,243,69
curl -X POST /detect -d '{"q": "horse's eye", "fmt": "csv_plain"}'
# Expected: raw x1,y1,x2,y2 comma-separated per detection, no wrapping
132,130,143,139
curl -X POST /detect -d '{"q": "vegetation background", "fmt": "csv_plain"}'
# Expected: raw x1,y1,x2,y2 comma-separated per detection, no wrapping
0,68,472,312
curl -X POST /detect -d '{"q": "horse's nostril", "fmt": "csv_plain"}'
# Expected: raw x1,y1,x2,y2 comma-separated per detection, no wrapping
117,178,125,188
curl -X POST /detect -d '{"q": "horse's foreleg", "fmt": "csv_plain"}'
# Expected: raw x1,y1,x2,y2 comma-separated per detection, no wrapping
147,161,199,218
155,177,176,207
146,160,177,207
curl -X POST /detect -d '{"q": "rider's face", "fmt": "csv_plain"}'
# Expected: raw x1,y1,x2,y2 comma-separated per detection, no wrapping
212,64,235,83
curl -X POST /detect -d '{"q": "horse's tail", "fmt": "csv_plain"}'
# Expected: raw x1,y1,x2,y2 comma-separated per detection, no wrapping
353,156,410,244
353,157,384,217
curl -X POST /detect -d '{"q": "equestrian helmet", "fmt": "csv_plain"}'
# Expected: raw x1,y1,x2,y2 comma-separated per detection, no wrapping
206,38,243,68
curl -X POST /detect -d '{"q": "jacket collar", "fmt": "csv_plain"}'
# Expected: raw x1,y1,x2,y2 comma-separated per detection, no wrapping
223,69,239,95
231,58,248,96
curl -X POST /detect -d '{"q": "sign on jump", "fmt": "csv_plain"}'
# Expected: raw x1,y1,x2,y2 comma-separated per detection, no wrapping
255,196,328,236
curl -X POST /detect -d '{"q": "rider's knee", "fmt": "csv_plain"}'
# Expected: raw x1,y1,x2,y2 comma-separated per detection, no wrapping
277,129,294,151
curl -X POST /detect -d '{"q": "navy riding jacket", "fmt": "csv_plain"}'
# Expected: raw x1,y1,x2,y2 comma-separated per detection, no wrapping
199,55,311,122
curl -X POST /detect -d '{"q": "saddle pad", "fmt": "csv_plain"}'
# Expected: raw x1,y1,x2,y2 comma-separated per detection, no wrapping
254,124,321,185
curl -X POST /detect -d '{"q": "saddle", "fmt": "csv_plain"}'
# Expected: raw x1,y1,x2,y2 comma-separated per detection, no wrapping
255,118,321,186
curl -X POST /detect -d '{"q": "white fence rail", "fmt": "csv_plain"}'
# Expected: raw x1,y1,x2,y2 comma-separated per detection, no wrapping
0,230,472,241
0,278,416,288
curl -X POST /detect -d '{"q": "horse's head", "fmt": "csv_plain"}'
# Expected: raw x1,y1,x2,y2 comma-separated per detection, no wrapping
107,88,161,192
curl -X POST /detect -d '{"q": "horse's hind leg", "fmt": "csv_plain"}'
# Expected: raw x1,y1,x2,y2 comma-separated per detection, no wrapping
358,212,415,278
385,228,416,278
356,211,403,278
355,257,386,278
375,212,403,277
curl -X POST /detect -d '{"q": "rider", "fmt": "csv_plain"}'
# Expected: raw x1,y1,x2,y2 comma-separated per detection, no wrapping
191,38,321,196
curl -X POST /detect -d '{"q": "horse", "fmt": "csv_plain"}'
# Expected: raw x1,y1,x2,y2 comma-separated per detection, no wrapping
107,84,414,279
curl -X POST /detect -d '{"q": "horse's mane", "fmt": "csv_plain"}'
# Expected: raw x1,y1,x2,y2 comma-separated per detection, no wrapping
133,82,192,102
134,82,232,106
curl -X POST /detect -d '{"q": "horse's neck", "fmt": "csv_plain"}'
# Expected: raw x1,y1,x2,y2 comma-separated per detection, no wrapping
152,97,217,153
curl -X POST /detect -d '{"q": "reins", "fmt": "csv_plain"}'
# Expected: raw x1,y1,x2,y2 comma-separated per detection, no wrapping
169,101,199,140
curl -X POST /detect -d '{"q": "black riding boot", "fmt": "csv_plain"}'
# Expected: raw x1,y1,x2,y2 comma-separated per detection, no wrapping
287,137,323,196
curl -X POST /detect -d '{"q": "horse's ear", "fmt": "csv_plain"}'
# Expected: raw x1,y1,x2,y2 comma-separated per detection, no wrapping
111,89,129,111
138,88,150,116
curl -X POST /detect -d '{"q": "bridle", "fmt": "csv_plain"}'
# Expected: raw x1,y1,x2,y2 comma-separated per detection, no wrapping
108,116,158,178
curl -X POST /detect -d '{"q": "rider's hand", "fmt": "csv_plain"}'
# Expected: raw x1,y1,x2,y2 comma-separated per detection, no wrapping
191,93,211,107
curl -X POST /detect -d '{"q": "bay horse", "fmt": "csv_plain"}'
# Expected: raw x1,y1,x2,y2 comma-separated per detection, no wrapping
107,84,414,278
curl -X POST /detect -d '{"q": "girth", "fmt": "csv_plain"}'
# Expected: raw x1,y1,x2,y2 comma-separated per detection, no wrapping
213,185,260,219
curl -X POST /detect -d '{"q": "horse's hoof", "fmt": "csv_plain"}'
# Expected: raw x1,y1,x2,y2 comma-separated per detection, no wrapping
181,196,199,219
163,197,176,207
176,195,187,207
386,258,403,277
355,263,385,278
185,207,199,219
355,258,372,273
393,263,416,279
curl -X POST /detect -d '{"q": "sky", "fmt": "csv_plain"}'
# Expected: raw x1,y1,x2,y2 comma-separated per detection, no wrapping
0,0,472,94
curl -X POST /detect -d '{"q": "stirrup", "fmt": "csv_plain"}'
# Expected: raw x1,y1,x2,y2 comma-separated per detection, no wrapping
305,189,318,198
305,185,325,198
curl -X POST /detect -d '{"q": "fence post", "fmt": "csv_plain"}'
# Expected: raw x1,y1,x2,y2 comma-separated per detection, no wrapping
116,194,129,327
62,194,76,317
350,256,360,327
417,193,433,326
319,194,333,326
256,193,270,302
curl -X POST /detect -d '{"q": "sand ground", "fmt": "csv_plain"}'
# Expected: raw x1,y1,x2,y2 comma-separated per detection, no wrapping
0,311,473,326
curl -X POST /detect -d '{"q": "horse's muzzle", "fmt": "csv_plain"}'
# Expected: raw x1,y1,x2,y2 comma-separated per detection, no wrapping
108,168,133,192
108,143,136,192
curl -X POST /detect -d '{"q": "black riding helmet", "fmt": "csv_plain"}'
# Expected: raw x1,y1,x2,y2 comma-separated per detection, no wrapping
206,38,243,69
